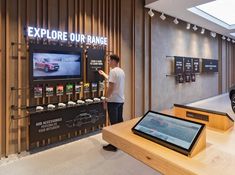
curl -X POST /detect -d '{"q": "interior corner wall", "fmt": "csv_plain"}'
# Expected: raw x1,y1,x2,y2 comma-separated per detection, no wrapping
150,14,220,111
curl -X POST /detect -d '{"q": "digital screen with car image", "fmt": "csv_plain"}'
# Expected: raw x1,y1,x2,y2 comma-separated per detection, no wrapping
132,111,204,154
33,52,81,78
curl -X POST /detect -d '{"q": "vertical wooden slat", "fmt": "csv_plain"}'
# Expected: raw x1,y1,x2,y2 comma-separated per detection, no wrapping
78,0,83,33
5,0,10,157
149,15,152,110
131,0,135,118
118,0,121,65
91,0,94,35
0,0,2,157
74,0,78,32
17,0,22,154
83,0,86,34
97,0,100,35
26,0,30,151
43,0,47,28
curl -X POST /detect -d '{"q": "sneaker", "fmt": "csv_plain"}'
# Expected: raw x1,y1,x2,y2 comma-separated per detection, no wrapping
103,144,117,152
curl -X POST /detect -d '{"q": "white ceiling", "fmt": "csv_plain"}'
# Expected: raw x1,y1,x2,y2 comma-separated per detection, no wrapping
145,0,235,39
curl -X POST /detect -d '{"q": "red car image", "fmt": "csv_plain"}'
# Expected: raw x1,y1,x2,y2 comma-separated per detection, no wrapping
35,58,59,72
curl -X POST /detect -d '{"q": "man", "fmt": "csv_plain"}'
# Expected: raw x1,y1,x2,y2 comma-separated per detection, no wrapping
98,54,125,152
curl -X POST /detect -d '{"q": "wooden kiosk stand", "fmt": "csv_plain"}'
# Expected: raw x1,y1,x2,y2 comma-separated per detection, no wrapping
102,108,235,175
170,104,234,131
103,111,208,175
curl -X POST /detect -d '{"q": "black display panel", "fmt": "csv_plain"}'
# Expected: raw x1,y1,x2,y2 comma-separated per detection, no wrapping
174,57,184,74
29,102,105,145
132,111,205,156
29,44,83,82
192,58,200,73
184,57,192,74
202,59,218,73
86,48,105,82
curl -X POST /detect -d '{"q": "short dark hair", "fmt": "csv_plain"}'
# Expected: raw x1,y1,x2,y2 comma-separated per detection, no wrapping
110,54,120,63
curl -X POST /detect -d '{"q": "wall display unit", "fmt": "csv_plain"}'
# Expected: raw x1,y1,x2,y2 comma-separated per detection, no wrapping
29,102,106,149
66,84,74,95
29,43,83,84
202,59,218,73
132,111,205,156
86,48,105,82
91,83,98,92
56,85,64,96
75,84,82,94
184,57,192,74
191,74,196,82
45,86,54,97
34,86,43,98
84,83,90,93
192,58,200,73
174,57,184,74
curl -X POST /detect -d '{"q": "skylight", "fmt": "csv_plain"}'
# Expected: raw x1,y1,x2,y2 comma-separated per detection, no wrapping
188,0,235,30
230,33,235,37
196,0,235,26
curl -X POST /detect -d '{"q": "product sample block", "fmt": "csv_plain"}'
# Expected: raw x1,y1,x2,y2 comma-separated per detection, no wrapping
132,111,205,156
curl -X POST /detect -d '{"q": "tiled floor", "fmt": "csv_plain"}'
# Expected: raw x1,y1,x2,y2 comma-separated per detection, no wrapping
0,134,161,175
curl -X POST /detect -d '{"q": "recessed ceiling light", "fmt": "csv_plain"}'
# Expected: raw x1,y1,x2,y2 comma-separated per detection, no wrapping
230,33,235,37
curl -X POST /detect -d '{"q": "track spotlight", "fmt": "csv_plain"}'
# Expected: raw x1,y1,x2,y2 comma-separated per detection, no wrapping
232,40,235,43
193,25,198,31
173,18,179,24
222,36,226,40
148,9,154,17
186,23,190,30
160,13,166,20
210,32,216,38
201,28,205,34
227,37,231,42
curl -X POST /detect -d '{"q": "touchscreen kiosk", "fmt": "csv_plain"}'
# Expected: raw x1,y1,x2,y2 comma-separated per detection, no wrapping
132,111,205,156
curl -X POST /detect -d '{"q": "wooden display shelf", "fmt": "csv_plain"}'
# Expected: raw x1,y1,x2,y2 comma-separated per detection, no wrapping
166,104,234,131
102,118,235,175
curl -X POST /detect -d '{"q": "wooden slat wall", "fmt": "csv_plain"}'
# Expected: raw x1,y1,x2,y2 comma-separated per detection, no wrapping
0,0,2,157
1,0,234,157
0,0,150,157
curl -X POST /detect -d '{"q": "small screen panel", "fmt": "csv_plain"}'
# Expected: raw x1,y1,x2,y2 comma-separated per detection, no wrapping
132,111,204,154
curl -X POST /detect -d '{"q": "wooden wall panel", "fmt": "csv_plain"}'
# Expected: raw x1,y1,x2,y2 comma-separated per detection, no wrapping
134,0,145,117
120,0,133,120
48,0,59,29
0,0,2,157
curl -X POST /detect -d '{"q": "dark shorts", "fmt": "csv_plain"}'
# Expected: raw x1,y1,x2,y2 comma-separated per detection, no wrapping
107,102,124,125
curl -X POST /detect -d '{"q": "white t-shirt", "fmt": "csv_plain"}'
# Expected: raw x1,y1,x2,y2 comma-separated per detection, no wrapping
107,67,125,103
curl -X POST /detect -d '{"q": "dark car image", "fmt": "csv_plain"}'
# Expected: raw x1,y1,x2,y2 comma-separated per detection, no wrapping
66,113,99,128
35,58,59,72
229,85,235,113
